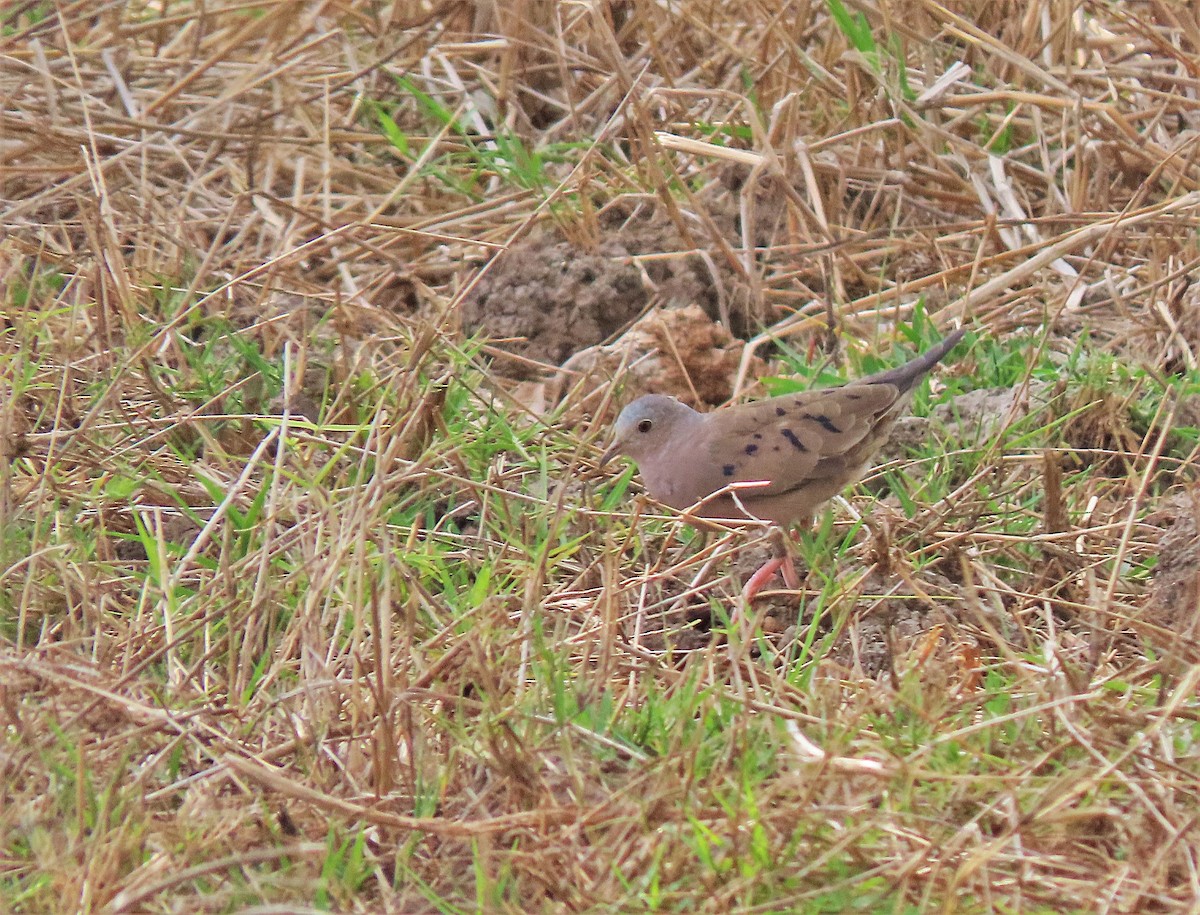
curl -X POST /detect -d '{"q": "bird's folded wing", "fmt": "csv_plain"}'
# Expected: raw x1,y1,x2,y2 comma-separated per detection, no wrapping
698,382,901,497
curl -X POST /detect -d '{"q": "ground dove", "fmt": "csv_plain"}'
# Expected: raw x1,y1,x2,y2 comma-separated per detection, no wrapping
602,329,966,526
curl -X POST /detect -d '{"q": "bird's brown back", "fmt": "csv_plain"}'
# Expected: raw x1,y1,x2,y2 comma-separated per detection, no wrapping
662,330,966,524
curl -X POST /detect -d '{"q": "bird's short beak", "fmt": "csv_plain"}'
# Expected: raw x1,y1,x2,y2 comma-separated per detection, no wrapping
599,440,623,468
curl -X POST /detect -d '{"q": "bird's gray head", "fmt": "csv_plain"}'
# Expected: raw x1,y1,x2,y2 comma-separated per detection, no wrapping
601,394,699,467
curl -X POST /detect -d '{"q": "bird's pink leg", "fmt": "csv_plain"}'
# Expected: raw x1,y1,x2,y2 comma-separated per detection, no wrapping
780,552,801,589
739,528,802,603
740,555,785,604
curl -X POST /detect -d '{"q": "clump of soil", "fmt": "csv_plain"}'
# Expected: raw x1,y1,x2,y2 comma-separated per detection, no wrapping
880,380,1053,467
463,185,786,376
464,235,648,374
562,304,765,410
1146,488,1200,661
827,565,962,677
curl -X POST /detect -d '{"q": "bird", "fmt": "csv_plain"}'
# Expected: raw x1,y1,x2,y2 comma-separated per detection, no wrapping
601,328,967,600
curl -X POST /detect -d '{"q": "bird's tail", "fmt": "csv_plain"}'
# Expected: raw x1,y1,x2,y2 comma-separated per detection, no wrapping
858,327,967,392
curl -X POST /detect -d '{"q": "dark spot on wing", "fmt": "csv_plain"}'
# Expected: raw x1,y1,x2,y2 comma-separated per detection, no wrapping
753,433,763,440
805,413,842,434
775,406,787,416
722,464,736,477
845,392,862,400
745,444,758,455
780,429,808,452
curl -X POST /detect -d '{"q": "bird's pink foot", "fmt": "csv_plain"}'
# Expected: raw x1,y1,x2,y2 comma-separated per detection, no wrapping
739,551,800,603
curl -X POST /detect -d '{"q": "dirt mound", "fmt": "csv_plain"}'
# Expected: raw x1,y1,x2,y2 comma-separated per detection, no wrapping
464,235,647,373
1147,488,1200,662
561,304,764,409
463,185,785,375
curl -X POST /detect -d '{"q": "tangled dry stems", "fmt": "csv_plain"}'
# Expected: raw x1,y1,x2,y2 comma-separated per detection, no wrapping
2,1,1200,911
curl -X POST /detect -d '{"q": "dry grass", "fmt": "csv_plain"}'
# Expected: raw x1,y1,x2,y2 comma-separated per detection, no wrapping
3,1,1200,912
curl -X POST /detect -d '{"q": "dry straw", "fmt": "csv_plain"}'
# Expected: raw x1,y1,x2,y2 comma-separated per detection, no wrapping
2,1,1200,911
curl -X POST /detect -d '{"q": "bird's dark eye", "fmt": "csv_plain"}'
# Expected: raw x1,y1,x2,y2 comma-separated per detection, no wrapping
636,418,653,434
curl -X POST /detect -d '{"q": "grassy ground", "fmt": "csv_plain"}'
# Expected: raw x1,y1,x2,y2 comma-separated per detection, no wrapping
3,2,1200,912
